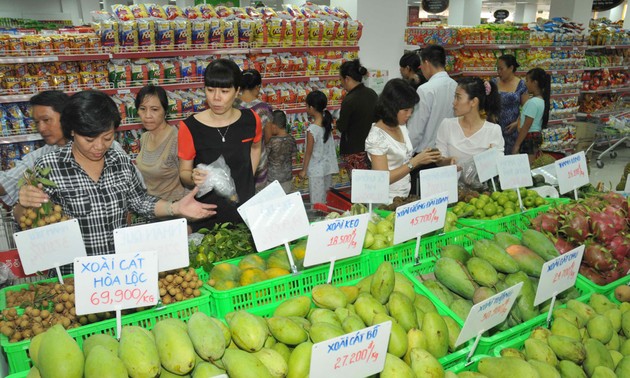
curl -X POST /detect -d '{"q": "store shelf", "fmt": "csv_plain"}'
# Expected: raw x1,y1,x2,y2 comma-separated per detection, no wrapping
0,133,43,145
548,69,584,75
262,74,339,84
0,53,110,64
110,46,249,59
581,86,630,94
548,117,576,125
281,104,341,114
584,65,629,71
550,92,581,98
0,94,34,104
117,117,187,131
585,44,630,50
251,45,359,54
576,109,629,119
463,43,531,49
530,45,587,51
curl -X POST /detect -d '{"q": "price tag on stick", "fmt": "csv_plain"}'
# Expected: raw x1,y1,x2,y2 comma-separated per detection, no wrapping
74,251,159,339
14,219,87,282
351,170,390,213
497,154,533,210
456,282,523,361
114,218,188,272
244,192,309,273
554,152,590,200
310,321,391,377
304,214,369,283
419,165,458,203
237,180,287,227
393,192,449,262
474,148,500,191
534,245,584,326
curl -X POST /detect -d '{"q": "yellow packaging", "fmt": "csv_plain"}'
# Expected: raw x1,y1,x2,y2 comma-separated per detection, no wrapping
137,19,155,47
283,19,294,47
191,20,208,45
155,19,174,48
3,76,21,93
267,19,284,46
22,75,38,92
223,19,237,47
308,20,323,45
50,74,67,90
119,21,138,48
208,18,224,45
172,19,191,47
66,73,79,91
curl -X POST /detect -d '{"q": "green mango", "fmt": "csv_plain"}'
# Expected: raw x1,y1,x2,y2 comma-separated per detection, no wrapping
371,261,395,304
228,311,269,352
380,353,415,378
221,348,272,378
478,356,540,378
422,312,449,359
583,338,614,377
153,319,196,375
591,366,617,378
423,279,454,306
84,345,127,378
493,232,522,249
409,347,444,378
267,317,309,346
308,322,345,344
119,326,160,378
312,284,348,310
187,312,226,361
192,362,225,378
82,333,119,359
587,315,614,344
273,296,312,317
466,257,499,287
472,239,519,273
528,360,561,378
37,324,84,378
524,338,558,366
252,348,289,378
441,244,471,264
287,342,313,378
388,291,418,332
547,335,586,364
589,293,617,315
558,360,587,378
551,317,581,342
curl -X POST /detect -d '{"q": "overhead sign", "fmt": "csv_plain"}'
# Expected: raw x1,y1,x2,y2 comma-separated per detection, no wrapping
497,154,533,189
419,165,458,203
554,151,590,195
310,321,391,377
114,218,188,272
494,9,509,20
351,170,389,205
73,251,159,315
14,219,87,274
422,0,449,13
592,0,624,12
534,245,584,306
245,191,309,252
303,214,369,267
393,192,448,245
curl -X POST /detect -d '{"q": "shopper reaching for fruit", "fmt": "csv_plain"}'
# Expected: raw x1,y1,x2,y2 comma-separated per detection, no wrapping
14,90,217,274
365,79,442,204
435,77,504,167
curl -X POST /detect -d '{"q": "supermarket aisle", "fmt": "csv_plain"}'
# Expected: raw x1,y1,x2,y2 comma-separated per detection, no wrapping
587,143,629,190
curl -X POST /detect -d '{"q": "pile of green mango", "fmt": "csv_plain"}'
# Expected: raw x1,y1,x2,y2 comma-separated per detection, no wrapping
421,229,583,335
451,293,630,378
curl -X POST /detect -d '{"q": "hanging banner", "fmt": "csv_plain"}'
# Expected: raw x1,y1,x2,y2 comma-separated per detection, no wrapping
592,0,624,12
422,0,449,14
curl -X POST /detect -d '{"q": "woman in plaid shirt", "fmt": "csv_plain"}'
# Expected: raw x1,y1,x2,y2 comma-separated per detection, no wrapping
14,90,216,272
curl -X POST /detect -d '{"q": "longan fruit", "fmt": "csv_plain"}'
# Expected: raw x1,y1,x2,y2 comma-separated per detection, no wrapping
54,303,64,313
162,295,172,305
25,218,33,227
60,293,69,302
87,314,98,323
181,281,189,289
64,301,72,310
79,317,88,325
165,274,174,283
175,293,183,302
168,288,177,296
53,204,62,213
159,288,167,296
1,326,14,337
39,207,46,215
54,213,62,221
37,219,46,227
185,288,193,296
31,309,40,317
174,276,183,285
41,300,49,308
193,289,201,297
40,310,50,319
12,331,22,340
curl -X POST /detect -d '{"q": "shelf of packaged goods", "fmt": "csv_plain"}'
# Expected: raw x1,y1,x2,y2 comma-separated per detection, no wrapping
548,69,584,75
282,103,341,114
576,109,630,119
109,46,250,59
530,45,587,51
585,44,630,50
262,74,340,84
584,66,629,72
581,86,630,95
250,45,359,54
547,117,576,125
117,117,186,131
0,133,43,145
461,43,531,50
550,92,581,98
0,53,111,64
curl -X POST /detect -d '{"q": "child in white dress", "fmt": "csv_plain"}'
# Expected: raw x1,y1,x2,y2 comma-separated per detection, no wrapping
298,90,339,204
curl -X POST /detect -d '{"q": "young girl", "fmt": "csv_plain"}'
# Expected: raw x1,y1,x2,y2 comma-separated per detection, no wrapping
298,90,339,204
266,110,297,193
513,68,550,161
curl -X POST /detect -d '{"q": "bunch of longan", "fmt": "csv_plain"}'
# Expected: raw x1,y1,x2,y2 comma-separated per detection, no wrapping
17,167,69,230
158,268,203,305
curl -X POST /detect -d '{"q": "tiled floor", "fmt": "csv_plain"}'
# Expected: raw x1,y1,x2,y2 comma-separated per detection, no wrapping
587,139,629,190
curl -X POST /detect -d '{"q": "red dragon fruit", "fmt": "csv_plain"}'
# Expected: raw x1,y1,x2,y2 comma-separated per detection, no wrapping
561,213,590,243
583,241,616,272
602,204,629,233
550,235,576,254
531,213,561,234
579,265,607,286
600,192,629,214
607,234,630,262
590,211,619,244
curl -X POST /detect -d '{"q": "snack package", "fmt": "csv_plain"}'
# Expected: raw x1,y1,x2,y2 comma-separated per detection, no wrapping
112,4,134,21
197,4,218,19
163,5,184,20
196,155,238,202
129,4,149,19
146,3,167,19
191,20,208,45
137,19,155,47
208,19,224,45
155,19,174,48
184,6,203,20
172,19,191,46
119,21,138,48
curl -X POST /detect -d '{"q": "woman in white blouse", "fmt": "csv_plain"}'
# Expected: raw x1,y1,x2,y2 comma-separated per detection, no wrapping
365,79,442,203
436,77,504,167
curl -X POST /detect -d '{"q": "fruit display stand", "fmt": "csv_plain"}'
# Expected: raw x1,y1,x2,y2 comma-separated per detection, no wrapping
404,256,593,356
0,290,212,374
578,274,630,297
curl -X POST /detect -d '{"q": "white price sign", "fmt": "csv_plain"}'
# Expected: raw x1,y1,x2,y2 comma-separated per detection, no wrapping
14,219,87,275
497,154,533,189
534,245,584,306
393,192,449,245
420,165,458,203
474,148,500,182
351,170,389,204
456,282,523,347
303,214,369,267
237,180,287,227
73,251,159,315
554,152,590,195
245,192,309,252
114,218,188,272
310,321,391,378
626,176,630,193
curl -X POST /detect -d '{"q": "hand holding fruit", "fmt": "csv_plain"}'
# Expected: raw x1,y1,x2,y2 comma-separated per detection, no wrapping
412,148,442,167
18,183,49,209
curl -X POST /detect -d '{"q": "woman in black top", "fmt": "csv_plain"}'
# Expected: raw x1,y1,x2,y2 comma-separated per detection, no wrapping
336,59,378,178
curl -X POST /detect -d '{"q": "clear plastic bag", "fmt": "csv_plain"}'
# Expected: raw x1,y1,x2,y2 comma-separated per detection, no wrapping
0,263,16,289
196,155,239,202
457,157,488,192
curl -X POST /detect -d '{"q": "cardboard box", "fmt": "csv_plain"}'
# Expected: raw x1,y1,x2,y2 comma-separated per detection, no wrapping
570,121,598,141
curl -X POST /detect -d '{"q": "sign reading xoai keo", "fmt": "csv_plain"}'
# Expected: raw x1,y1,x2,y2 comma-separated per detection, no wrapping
73,251,159,315
554,151,589,195
310,321,391,377
303,214,369,267
393,192,449,245
534,245,584,306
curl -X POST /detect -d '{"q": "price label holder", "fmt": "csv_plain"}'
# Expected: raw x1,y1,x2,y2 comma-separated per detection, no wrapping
351,169,389,214
303,214,369,283
114,218,188,272
625,176,630,193
497,154,533,211
419,165,458,203
74,251,159,339
310,321,391,377
456,282,523,363
554,151,590,200
14,219,87,283
393,192,449,264
534,245,584,327
474,148,500,191
237,180,286,227
244,192,309,273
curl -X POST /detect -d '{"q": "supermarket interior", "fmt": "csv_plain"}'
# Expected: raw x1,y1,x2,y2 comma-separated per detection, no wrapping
0,0,630,377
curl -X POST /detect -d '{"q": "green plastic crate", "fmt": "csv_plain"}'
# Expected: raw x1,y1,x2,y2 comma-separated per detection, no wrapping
403,257,593,356
1,292,211,374
5,371,27,378
373,208,393,219
457,197,570,227
577,273,630,296
447,354,488,373
206,251,370,318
